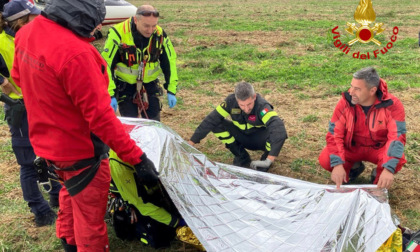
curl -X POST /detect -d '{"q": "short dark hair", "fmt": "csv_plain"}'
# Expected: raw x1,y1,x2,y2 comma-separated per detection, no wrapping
234,82,255,101
0,13,6,33
353,67,380,89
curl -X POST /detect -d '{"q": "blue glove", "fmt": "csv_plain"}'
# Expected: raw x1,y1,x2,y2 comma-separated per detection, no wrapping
110,96,118,112
167,93,177,108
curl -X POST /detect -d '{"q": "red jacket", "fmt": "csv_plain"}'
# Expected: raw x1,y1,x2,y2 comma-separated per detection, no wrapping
326,79,406,173
12,15,143,164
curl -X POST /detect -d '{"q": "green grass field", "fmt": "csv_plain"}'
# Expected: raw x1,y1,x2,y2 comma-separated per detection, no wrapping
1,0,419,251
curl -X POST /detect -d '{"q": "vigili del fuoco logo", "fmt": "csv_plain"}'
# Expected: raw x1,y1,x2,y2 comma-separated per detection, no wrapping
331,0,399,59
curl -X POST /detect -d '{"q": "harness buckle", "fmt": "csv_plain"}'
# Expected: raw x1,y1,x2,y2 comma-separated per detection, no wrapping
37,180,53,193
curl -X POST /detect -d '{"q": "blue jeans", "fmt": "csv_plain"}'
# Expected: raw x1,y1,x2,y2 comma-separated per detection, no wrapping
5,104,61,216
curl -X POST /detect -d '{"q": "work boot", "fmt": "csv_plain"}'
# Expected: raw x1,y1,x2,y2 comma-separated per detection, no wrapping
61,238,77,252
226,142,251,168
348,162,365,182
233,155,251,168
370,168,377,184
34,210,57,227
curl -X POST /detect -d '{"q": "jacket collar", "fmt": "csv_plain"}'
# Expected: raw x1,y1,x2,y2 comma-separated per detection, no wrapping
5,26,15,37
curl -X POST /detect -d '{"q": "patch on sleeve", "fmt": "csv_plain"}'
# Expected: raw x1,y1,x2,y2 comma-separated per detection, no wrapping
328,121,335,135
388,140,404,158
396,121,406,137
260,108,269,116
231,108,241,114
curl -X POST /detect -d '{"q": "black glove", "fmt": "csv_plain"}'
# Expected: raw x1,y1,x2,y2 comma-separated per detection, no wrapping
177,218,187,227
134,153,159,186
34,157,49,183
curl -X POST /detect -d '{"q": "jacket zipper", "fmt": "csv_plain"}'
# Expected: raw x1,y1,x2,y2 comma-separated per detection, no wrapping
110,44,116,58
365,107,377,144
371,110,376,129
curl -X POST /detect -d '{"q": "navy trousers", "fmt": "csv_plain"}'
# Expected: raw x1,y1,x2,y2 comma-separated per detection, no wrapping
4,104,61,216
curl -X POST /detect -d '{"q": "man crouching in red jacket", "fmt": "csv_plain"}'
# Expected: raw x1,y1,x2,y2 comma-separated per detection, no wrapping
12,0,159,251
319,67,406,189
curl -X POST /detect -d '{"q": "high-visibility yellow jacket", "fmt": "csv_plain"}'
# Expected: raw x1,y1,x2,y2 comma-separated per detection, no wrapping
102,18,178,97
109,150,179,228
0,30,22,100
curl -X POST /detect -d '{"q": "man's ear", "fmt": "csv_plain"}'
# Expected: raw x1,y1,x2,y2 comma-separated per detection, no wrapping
370,86,378,96
253,93,257,100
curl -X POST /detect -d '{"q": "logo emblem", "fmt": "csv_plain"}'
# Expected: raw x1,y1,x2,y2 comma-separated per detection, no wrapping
345,0,384,45
330,0,399,59
248,115,256,122
260,108,269,117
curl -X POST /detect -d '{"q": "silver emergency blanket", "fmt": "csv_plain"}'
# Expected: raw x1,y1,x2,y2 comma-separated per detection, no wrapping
119,118,397,252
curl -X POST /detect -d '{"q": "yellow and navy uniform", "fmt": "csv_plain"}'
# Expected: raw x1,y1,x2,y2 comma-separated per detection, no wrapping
0,29,21,100
109,150,180,228
101,17,178,119
190,94,288,157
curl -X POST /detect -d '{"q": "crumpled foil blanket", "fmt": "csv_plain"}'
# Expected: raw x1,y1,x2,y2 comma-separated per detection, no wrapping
119,118,397,252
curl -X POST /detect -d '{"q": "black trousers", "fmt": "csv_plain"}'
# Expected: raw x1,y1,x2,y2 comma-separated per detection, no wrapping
117,81,162,121
213,119,269,151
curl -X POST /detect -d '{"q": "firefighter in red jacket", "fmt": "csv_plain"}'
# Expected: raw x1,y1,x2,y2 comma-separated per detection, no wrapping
12,0,158,251
319,67,406,189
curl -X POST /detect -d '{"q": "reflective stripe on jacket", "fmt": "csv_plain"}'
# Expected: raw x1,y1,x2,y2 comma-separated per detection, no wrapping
102,18,178,96
109,150,178,227
326,79,406,173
